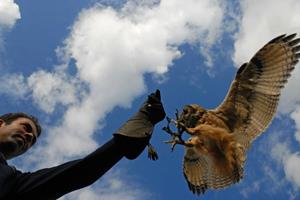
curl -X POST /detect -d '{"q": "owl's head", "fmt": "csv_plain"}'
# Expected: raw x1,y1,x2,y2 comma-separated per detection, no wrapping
179,104,206,128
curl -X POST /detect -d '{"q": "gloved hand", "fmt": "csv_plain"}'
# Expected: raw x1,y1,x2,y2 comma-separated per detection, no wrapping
139,89,166,125
113,89,166,160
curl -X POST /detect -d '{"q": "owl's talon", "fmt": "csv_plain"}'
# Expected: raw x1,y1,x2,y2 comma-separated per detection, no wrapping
163,112,187,151
147,143,159,160
164,139,185,151
175,109,180,120
164,140,176,151
164,140,177,151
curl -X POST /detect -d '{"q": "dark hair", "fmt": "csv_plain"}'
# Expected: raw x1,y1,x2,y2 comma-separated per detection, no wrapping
0,112,42,136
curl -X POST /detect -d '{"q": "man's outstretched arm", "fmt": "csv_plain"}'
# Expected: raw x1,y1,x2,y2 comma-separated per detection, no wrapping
7,90,165,200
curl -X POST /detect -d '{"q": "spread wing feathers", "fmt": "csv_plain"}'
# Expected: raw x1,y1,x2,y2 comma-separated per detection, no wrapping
183,144,245,195
212,33,300,148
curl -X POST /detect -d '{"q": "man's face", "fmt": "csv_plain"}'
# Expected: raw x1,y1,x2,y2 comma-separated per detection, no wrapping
0,117,38,159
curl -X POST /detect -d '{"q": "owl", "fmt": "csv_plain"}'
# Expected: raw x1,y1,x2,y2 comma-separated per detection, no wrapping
163,33,300,195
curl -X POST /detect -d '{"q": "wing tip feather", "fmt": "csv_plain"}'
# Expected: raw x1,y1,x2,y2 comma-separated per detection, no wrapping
268,34,287,44
237,63,248,75
283,33,297,41
268,33,297,44
184,172,207,195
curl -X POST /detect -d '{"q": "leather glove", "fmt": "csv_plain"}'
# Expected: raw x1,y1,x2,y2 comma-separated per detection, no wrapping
113,89,166,160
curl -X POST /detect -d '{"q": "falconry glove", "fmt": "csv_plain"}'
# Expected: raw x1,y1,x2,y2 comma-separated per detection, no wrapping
114,89,166,160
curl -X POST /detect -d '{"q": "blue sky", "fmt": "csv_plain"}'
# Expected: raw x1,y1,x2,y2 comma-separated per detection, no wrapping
1,0,300,200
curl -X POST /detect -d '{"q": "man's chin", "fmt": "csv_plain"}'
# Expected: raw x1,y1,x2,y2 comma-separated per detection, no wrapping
5,149,25,160
1,141,24,159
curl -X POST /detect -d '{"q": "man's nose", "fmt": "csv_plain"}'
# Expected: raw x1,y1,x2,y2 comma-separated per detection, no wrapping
24,132,33,144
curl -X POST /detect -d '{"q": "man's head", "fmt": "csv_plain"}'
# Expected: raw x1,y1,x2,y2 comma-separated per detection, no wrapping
0,112,42,160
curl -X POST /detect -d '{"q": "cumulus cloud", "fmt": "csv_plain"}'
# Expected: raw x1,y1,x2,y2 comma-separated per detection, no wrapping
0,0,20,47
0,73,29,98
233,0,300,192
239,130,297,199
284,153,300,188
291,107,300,143
0,0,20,28
27,68,80,113
240,180,261,198
233,0,300,67
269,137,300,197
0,67,80,114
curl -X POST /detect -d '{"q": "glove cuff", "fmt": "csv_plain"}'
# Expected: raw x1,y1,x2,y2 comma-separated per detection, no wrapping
114,111,154,138
114,134,151,160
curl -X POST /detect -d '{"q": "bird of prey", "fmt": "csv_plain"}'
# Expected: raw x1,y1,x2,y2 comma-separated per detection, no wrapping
163,33,300,195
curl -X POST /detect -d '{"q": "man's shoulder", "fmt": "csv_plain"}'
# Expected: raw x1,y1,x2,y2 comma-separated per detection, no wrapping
0,153,7,164
0,153,22,174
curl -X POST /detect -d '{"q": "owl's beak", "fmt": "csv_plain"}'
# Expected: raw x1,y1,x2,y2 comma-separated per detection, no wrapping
185,141,194,147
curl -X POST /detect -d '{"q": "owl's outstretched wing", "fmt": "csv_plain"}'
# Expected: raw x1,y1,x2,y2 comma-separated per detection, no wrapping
183,145,243,195
212,33,300,148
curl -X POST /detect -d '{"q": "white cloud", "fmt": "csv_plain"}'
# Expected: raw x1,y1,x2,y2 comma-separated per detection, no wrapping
240,180,261,198
0,73,29,98
0,0,20,28
0,0,20,48
0,67,80,114
291,107,300,143
27,68,80,113
270,139,300,193
239,130,297,198
284,153,300,188
233,0,300,193
271,140,291,165
233,0,300,67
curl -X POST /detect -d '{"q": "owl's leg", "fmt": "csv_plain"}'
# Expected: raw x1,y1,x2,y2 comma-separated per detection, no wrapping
162,117,185,151
165,136,195,151
164,138,186,151
162,117,184,137
184,127,198,135
168,117,198,136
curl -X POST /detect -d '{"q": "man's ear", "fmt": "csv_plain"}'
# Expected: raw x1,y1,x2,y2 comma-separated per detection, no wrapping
0,119,5,127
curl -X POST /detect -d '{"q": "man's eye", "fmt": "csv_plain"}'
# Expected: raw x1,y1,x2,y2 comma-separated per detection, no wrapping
23,124,33,132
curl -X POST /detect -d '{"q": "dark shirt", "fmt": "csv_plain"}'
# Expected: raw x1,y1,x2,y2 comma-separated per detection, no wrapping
0,139,123,200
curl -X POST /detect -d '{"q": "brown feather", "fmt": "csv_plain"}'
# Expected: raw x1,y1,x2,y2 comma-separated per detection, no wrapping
183,124,245,195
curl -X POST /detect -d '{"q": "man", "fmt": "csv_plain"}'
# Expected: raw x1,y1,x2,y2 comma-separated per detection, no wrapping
0,90,166,200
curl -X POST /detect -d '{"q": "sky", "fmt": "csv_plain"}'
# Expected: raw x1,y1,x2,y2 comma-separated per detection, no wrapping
0,0,300,199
